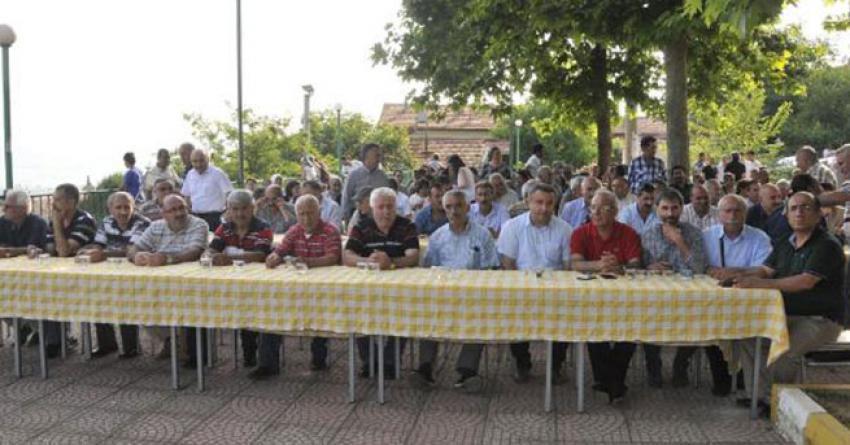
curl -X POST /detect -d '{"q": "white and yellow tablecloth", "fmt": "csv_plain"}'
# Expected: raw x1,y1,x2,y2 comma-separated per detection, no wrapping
0,257,790,365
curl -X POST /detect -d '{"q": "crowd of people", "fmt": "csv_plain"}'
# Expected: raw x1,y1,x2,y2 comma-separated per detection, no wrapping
0,137,848,416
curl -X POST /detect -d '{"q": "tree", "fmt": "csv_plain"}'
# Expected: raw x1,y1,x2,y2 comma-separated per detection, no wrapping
779,65,850,151
96,172,124,190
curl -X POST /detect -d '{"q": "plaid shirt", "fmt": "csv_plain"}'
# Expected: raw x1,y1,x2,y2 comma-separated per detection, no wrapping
627,156,667,194
274,220,341,259
134,215,209,255
640,222,707,273
209,217,273,254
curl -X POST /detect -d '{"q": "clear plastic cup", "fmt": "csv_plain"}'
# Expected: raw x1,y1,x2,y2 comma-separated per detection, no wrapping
107,257,124,266
233,259,246,269
75,255,91,264
199,253,213,268
294,261,308,274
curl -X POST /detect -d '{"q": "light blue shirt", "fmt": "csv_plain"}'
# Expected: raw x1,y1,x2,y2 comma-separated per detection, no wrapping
560,198,590,228
424,220,500,269
469,202,509,235
702,224,772,268
617,202,658,235
497,212,572,270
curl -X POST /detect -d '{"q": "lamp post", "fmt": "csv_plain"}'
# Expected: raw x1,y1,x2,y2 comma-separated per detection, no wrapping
235,1,245,186
514,119,523,167
302,85,314,159
334,103,343,176
0,24,16,192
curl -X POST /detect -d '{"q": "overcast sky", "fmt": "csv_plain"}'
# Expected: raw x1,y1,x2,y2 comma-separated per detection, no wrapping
1,0,848,192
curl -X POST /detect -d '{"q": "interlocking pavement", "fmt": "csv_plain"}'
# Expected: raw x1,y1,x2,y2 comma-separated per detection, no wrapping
1,331,847,444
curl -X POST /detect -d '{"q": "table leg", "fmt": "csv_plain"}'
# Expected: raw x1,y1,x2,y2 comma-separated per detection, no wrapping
170,327,179,390
12,318,22,378
348,333,356,403
233,330,239,370
207,328,215,368
750,337,762,420
545,340,553,412
377,335,385,405
196,327,205,392
60,322,66,359
394,337,401,380
577,342,585,413
38,320,47,379
368,336,375,378
83,322,92,360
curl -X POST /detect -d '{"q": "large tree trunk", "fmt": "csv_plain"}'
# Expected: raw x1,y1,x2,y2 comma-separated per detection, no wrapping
590,43,612,176
663,36,689,177
623,100,636,165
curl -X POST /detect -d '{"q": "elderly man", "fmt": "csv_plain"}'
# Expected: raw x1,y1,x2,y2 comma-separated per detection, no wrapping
205,190,273,368
734,192,845,412
255,184,297,234
343,187,419,377
490,173,520,209
498,183,573,383
130,194,209,367
143,148,182,197
627,136,666,194
181,149,234,230
640,189,709,388
0,190,48,258
178,142,195,178
468,181,510,238
681,184,718,230
746,183,784,232
256,195,342,379
301,180,342,229
414,190,500,389
570,190,641,403
138,178,174,221
796,145,837,188
414,182,449,236
611,176,635,211
560,176,601,228
705,179,723,207
341,143,390,223
617,183,658,236
78,192,151,358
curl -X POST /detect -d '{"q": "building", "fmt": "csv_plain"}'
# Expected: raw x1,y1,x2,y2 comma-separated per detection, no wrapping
612,117,667,163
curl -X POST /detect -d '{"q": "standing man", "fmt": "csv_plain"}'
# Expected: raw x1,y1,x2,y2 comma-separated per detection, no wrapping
725,153,746,182
796,145,837,189
143,148,182,198
178,142,195,178
121,152,144,201
468,181,510,238
744,151,763,179
497,183,573,383
627,136,666,194
341,143,390,223
560,176,601,228
617,183,659,236
525,143,544,178
669,165,692,204
681,184,719,230
181,149,234,230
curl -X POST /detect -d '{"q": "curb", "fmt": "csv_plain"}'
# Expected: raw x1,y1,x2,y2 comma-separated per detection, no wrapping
772,384,850,445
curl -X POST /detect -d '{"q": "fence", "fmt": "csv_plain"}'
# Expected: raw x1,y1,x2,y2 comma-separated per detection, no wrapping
28,189,114,222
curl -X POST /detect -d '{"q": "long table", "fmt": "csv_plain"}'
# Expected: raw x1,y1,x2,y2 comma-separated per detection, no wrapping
0,257,789,418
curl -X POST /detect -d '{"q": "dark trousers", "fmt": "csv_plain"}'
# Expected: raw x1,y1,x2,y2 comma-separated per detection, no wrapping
588,342,636,390
241,330,258,362
673,345,731,385
258,334,328,371
43,321,62,347
643,343,662,377
510,342,568,372
192,211,223,231
357,336,406,372
185,327,208,364
95,323,138,353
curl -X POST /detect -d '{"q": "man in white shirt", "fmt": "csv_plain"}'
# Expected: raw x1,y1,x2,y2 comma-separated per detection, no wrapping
680,184,718,230
181,149,234,230
612,177,635,211
468,181,510,237
389,178,412,219
616,183,658,235
524,144,544,177
744,151,763,179
302,180,342,229
560,176,601,227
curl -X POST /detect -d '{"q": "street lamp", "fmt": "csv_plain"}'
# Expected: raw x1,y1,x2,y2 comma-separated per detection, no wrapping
334,103,343,176
513,119,523,167
0,24,16,192
235,1,245,186
302,85,314,159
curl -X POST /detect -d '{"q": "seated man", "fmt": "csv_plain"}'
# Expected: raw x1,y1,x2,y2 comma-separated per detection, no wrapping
414,182,448,236
640,188,708,388
570,190,641,403
137,178,175,221
468,181,510,238
617,183,658,236
257,194,342,380
205,190,273,368
255,184,297,234
734,192,845,411
416,190,500,390
0,189,48,258
129,194,209,367
343,187,419,378
346,187,373,234
78,191,151,359
560,176,601,227
302,180,342,229
497,183,572,383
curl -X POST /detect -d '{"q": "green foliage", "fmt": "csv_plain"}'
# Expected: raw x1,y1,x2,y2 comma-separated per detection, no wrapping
96,172,124,190
780,65,850,151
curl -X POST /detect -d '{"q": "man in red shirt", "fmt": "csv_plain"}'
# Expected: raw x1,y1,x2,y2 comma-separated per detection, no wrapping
570,190,641,403
252,195,341,380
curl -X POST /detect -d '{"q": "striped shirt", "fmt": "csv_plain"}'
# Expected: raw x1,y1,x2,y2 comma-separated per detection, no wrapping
47,209,97,252
94,213,151,250
274,220,341,259
209,217,273,255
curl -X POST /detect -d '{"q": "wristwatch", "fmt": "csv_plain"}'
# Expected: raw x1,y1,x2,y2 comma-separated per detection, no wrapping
165,255,176,265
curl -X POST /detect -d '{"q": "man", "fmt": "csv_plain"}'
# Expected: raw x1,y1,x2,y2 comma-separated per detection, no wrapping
693,152,707,174
178,142,195,178
570,190,641,403
746,183,784,232
426,154,442,173
326,176,343,205
205,190,273,368
611,176,635,211
734,192,845,412
121,152,144,201
143,148,182,197
617,183,659,236
78,192,151,358
341,143,390,223
640,189,708,388
0,190,48,258
627,136,666,194
181,149,233,230
343,187,419,377
416,191,500,389
497,183,572,383
681,194,773,396
670,165,692,204
129,194,209,368
744,151,763,179
490,173,520,209
255,184,297,234
725,153,746,181
138,178,174,221
737,179,760,208
259,195,342,379
705,179,722,207
560,176,601,228
388,178,412,219
301,180,342,229
414,182,448,236
468,181,509,238
525,143,544,177
796,145,837,189
681,184,719,230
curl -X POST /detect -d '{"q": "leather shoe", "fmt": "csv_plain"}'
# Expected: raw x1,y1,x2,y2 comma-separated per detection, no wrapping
91,347,118,359
248,366,279,381
118,350,139,359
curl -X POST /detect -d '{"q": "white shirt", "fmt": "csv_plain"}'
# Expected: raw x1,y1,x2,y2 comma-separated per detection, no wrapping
681,204,719,231
318,197,342,230
408,193,427,212
495,189,520,209
469,202,510,236
616,202,659,236
525,154,542,177
616,193,636,211
744,159,762,177
396,192,412,218
497,212,572,270
181,166,234,213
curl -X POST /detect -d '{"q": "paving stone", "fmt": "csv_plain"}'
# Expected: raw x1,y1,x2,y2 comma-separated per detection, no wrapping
77,368,147,387
28,431,103,445
206,395,291,423
52,408,135,436
628,418,710,443
483,411,555,443
98,388,171,412
116,412,203,442
0,379,68,402
37,384,119,408
154,394,229,416
0,429,39,445
556,412,631,443
332,427,409,445
180,418,266,445
0,403,78,431
254,422,333,445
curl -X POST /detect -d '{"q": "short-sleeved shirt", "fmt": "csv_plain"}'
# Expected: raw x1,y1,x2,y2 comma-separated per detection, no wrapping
765,227,846,323
617,203,659,236
123,167,143,200
681,204,719,231
641,221,708,273
0,214,49,249
468,202,509,236
47,209,97,252
275,220,341,259
414,205,448,236
181,166,234,213
570,221,641,264
560,198,590,228
320,197,342,229
256,202,297,235
702,224,772,269
94,213,151,250
497,212,572,270
345,216,418,259
209,217,273,255
137,199,164,221
340,165,389,221
133,215,209,255
627,156,666,194
424,220,500,269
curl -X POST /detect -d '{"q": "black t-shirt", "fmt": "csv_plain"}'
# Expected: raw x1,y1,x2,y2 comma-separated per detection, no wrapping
345,216,418,258
47,209,97,250
764,227,846,323
0,214,48,249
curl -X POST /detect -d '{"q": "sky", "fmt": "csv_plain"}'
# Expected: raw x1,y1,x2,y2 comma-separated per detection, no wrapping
1,0,849,193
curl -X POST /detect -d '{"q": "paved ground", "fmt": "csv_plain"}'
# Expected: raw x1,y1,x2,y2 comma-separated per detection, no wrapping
0,331,847,445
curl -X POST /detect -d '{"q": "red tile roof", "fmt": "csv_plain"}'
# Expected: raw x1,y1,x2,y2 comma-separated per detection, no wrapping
379,104,497,130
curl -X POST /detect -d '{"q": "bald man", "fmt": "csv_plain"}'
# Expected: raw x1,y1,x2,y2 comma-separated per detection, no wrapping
181,150,234,230
560,176,601,227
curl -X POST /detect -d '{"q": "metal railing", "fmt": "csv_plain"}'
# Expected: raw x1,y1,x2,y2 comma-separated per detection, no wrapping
28,189,115,222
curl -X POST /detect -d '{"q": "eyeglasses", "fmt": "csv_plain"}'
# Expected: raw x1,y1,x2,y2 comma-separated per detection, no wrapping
589,205,615,213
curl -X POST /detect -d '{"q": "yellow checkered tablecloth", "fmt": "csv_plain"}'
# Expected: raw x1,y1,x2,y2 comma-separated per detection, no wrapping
0,257,790,365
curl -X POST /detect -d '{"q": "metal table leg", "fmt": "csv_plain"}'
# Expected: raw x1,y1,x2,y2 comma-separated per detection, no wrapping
577,342,585,413
750,337,762,420
368,336,375,378
82,322,92,360
170,327,179,390
348,334,356,403
233,330,239,370
12,318,22,377
377,335,385,404
206,328,215,368
545,341,553,412
196,327,205,392
394,337,401,380
60,322,66,359
37,320,48,379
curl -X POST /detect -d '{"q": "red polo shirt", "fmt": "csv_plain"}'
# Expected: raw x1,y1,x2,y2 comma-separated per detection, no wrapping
570,221,641,263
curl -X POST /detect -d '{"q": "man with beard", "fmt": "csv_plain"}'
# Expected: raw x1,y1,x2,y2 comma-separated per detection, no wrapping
617,183,659,236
